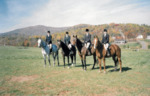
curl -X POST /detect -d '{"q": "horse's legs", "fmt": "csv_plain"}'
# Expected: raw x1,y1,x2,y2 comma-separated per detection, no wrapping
112,56,117,71
57,52,59,66
103,58,106,73
67,56,70,68
52,53,55,66
92,54,96,69
74,54,76,65
63,56,65,68
43,55,46,67
118,57,122,72
83,55,86,71
84,56,87,71
48,55,51,67
79,55,84,70
71,56,74,66
98,58,102,72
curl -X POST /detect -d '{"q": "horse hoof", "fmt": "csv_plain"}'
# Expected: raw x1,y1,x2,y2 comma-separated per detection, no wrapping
119,70,122,73
104,71,106,74
72,64,74,66
68,66,70,69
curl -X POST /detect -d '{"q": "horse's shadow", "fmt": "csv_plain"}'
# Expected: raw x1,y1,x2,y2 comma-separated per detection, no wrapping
92,65,114,70
109,67,132,72
93,65,132,72
75,64,92,67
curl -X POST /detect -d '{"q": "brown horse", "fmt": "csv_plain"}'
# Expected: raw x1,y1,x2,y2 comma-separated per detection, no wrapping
93,36,122,73
72,35,97,71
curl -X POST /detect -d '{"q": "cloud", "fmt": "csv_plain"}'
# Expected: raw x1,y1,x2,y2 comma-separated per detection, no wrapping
0,0,150,33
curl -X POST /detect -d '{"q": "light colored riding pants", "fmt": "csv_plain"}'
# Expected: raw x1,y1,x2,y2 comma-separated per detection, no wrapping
104,43,109,50
85,42,90,49
68,44,72,49
48,44,52,49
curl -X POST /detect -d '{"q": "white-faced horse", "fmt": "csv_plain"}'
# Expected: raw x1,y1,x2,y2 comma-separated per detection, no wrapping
38,38,59,67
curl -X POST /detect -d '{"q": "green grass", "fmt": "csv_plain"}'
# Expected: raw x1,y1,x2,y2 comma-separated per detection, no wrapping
120,42,141,49
0,46,150,96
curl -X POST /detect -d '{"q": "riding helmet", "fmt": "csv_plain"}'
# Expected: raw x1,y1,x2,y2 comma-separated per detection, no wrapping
104,29,107,32
66,32,69,34
47,31,50,33
85,29,89,32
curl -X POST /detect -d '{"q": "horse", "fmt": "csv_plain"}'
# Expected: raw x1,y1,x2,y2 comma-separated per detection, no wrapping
37,38,59,67
93,36,122,73
57,40,76,68
72,35,97,71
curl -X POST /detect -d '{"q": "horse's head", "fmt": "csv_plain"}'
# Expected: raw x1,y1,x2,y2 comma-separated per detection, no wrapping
57,39,61,49
93,35,99,49
72,35,77,46
37,38,42,48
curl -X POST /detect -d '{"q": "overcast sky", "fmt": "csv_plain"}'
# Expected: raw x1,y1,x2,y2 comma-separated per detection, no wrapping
0,0,150,33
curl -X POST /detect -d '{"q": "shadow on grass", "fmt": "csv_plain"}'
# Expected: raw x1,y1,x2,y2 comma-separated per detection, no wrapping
75,64,92,67
109,67,132,72
92,65,114,70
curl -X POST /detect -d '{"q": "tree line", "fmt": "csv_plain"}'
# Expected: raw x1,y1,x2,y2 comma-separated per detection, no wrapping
0,23,150,47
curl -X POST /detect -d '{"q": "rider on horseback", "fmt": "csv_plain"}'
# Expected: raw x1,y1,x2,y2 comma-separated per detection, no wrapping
102,29,110,56
46,31,52,52
84,29,91,55
64,32,73,54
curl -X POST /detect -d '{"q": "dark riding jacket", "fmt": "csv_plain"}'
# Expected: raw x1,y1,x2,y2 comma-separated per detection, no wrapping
84,33,91,43
46,35,52,44
64,35,71,45
102,34,109,44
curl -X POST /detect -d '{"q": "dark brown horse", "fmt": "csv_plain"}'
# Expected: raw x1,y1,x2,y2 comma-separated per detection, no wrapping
93,36,122,73
72,35,97,71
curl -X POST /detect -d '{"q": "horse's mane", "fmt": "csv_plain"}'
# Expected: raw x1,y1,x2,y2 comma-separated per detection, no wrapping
60,40,70,52
96,37,104,56
41,39,47,48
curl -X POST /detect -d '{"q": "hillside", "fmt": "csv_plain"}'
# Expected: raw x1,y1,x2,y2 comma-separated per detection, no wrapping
0,23,150,46
0,24,90,37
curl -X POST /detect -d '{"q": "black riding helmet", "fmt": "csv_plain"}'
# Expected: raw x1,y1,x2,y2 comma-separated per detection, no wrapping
104,29,107,32
85,29,89,32
66,32,69,34
47,31,50,33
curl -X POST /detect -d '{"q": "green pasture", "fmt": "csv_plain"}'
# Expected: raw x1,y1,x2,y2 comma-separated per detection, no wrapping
0,46,150,96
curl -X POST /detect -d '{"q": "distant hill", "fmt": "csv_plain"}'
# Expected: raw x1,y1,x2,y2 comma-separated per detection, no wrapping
0,23,150,46
0,24,90,37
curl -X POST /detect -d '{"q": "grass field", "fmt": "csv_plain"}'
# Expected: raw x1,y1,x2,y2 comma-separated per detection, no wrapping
0,46,150,96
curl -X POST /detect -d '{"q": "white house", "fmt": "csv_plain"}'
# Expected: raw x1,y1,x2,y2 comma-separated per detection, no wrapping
147,35,150,40
114,39,126,44
136,35,143,39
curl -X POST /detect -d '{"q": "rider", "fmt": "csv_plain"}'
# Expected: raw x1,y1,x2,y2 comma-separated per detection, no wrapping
102,29,110,56
84,28,91,55
64,32,73,54
46,31,52,51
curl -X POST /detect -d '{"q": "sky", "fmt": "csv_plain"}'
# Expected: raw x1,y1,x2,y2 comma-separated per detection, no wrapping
0,0,150,33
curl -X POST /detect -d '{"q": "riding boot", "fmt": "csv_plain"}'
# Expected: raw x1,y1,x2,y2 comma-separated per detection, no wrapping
69,48,73,55
107,48,111,56
50,49,52,53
